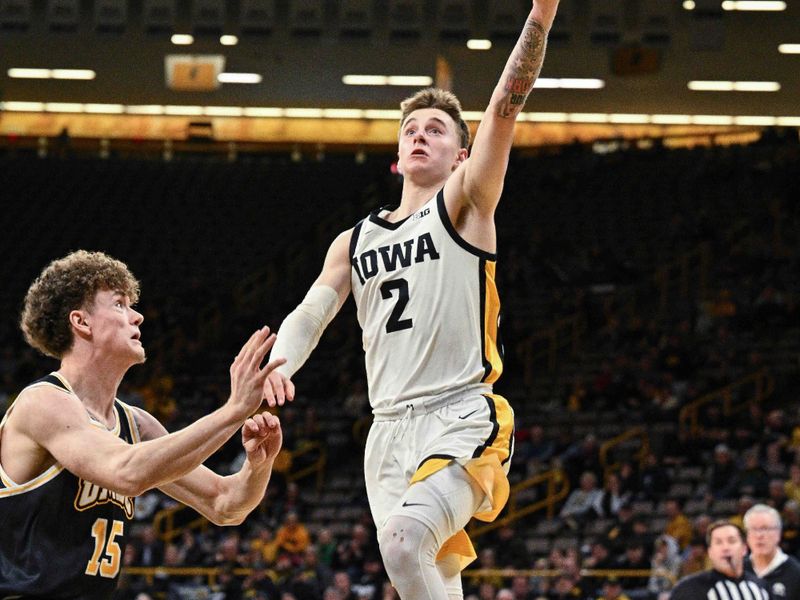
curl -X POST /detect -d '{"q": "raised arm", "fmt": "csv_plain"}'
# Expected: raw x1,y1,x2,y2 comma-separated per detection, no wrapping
448,0,560,215
11,327,280,498
263,228,353,407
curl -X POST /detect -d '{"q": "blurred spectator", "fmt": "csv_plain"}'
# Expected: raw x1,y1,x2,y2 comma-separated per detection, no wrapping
616,462,640,498
638,453,670,501
464,548,504,594
510,575,537,600
276,511,312,563
767,478,789,511
316,528,338,567
290,545,332,600
517,424,556,476
598,472,631,518
679,537,709,577
614,539,651,591
780,501,800,555
242,564,281,598
333,523,379,580
559,471,603,529
546,574,583,599
492,524,529,569
664,499,693,550
215,531,247,569
647,535,681,596
131,525,164,567
562,435,602,485
582,541,616,596
764,442,788,479
251,525,280,565
730,496,757,530
708,444,738,499
351,554,385,600
733,450,770,498
596,577,631,600
331,571,357,600
212,563,243,600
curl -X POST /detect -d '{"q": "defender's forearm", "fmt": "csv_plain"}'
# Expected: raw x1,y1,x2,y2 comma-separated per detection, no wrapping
118,405,244,496
213,458,274,525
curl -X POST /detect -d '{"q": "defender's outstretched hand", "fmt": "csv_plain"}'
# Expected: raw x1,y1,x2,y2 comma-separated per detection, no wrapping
241,411,283,467
229,327,286,417
263,370,295,408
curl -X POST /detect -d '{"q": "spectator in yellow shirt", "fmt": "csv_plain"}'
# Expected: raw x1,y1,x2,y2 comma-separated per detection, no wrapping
664,499,693,549
275,511,311,562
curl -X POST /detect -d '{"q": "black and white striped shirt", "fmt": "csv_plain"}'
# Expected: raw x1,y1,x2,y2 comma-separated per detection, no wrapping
671,569,769,600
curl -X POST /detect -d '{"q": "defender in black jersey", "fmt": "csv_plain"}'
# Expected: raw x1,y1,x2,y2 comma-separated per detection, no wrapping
0,251,284,599
0,374,138,599
745,503,800,599
671,521,768,600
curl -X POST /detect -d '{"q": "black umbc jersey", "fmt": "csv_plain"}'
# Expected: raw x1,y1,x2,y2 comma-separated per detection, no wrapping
670,568,769,600
0,374,139,599
746,553,800,599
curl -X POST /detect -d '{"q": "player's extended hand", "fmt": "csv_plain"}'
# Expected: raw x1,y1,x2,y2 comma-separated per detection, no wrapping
228,327,286,418
263,369,295,408
241,411,282,467
532,0,560,27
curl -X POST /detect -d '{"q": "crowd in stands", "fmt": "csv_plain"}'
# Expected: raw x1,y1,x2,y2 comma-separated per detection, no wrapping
0,129,798,599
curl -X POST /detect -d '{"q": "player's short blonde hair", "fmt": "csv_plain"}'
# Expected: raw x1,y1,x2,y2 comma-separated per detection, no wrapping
400,88,471,149
21,250,140,358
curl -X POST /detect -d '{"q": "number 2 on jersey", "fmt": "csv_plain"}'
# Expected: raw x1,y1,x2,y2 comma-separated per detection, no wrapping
86,518,123,578
380,279,413,333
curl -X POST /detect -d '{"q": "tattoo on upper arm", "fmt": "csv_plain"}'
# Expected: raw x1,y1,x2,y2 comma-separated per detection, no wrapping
497,18,547,118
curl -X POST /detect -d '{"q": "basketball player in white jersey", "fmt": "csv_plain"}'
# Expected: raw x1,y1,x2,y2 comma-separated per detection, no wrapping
263,1,561,597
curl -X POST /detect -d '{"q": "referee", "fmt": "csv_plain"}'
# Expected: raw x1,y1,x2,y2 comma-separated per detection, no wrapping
670,520,768,599
745,503,800,599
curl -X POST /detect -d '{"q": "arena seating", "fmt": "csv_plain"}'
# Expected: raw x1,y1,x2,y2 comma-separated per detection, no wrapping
1,131,797,599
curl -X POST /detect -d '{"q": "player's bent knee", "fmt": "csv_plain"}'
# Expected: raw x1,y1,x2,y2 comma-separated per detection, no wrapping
379,515,437,576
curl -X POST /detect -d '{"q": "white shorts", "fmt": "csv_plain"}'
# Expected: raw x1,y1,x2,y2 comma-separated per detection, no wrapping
364,384,514,568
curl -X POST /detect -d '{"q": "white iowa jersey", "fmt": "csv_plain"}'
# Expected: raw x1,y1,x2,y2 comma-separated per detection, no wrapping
349,189,503,411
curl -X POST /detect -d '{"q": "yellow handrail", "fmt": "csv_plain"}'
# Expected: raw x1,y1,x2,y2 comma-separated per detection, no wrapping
286,441,327,493
469,468,570,539
522,313,587,382
519,242,711,378
124,566,253,586
679,368,774,437
152,504,209,544
652,242,712,317
123,566,674,587
599,426,651,474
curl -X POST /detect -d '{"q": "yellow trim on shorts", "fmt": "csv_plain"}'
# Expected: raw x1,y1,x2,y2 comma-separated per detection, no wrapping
409,393,514,571
483,261,503,384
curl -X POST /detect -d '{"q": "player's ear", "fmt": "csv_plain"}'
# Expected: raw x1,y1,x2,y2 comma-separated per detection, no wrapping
69,309,91,337
452,148,468,170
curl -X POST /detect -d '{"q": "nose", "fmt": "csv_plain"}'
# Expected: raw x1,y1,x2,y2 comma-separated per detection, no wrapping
131,308,144,326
